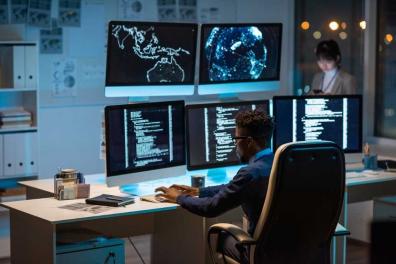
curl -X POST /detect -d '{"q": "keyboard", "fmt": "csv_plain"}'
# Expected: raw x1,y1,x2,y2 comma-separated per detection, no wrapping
140,194,167,203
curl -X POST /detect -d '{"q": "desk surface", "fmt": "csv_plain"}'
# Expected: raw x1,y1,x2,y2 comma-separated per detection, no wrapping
2,168,241,224
2,177,178,224
346,170,396,186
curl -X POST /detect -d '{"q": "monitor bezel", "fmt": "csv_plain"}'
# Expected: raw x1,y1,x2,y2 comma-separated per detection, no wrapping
198,23,283,85
105,21,198,87
105,100,186,179
186,99,270,170
272,94,363,153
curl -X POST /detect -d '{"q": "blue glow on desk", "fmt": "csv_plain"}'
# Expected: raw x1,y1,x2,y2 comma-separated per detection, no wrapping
119,164,243,196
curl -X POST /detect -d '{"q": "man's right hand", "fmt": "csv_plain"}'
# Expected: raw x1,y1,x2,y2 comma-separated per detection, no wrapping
169,184,199,196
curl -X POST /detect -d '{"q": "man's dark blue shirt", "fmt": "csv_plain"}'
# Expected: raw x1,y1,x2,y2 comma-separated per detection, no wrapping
177,148,274,235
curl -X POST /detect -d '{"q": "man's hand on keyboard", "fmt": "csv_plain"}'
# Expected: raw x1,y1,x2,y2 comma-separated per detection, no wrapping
169,184,199,196
155,186,184,203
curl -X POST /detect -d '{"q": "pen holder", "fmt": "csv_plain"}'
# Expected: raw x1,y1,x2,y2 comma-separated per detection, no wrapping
363,154,378,170
54,168,89,200
57,184,91,200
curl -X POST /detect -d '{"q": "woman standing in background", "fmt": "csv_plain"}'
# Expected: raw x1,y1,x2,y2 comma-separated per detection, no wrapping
309,39,357,95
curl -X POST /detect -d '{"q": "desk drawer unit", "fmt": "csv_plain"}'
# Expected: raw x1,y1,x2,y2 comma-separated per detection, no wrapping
374,196,396,221
56,238,125,264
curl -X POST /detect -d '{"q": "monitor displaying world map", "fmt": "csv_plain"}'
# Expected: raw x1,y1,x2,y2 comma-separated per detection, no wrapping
106,21,197,89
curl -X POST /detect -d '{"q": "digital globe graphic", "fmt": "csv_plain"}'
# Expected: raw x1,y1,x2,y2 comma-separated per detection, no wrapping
204,26,267,82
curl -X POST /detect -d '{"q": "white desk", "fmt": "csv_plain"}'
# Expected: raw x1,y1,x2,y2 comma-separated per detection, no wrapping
3,168,396,264
2,172,244,264
334,168,396,264
346,170,396,202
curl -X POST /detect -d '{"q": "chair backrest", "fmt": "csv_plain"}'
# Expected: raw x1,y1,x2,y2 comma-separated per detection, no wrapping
251,141,345,264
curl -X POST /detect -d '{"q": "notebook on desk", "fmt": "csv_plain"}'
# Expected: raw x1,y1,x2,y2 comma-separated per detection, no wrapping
86,194,135,207
378,160,396,172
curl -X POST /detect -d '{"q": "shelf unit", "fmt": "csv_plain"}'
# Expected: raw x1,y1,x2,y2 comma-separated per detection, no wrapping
0,41,39,180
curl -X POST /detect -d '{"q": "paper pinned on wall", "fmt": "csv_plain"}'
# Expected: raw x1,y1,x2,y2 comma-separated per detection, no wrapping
157,0,197,22
0,0,9,24
40,19,63,54
198,0,236,23
11,0,28,24
58,0,82,27
51,59,77,97
118,0,143,20
118,0,157,20
157,0,177,21
178,0,196,22
28,0,52,28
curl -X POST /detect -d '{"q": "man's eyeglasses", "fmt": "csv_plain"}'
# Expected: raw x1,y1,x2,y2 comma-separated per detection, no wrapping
231,136,251,145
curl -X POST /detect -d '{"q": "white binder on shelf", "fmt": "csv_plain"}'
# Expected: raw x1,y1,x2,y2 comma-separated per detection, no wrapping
20,132,38,175
12,45,25,89
24,45,37,89
3,132,38,177
3,133,17,177
0,135,3,178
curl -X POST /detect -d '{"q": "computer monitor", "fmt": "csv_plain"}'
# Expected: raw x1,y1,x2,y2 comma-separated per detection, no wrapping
272,95,362,153
198,23,282,95
186,100,270,170
105,21,198,97
105,101,186,187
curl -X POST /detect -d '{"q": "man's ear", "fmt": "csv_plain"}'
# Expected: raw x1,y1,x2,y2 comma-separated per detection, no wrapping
248,138,258,149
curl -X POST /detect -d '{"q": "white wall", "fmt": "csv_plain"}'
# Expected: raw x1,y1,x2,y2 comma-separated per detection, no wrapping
1,0,295,178
38,0,294,178
39,105,104,177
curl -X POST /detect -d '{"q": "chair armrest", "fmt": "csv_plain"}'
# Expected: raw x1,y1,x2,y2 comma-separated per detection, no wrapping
208,223,257,245
334,223,350,237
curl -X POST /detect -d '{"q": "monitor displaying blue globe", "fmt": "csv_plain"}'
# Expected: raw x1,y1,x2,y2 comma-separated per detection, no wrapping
199,23,282,84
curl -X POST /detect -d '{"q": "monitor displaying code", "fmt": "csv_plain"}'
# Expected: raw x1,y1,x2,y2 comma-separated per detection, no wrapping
186,100,269,170
273,95,362,153
105,101,185,176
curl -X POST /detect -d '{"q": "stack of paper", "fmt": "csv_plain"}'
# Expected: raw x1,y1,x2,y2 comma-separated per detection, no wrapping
0,108,32,128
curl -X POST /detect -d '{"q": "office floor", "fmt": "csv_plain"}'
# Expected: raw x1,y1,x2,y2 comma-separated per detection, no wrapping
347,239,370,264
0,236,370,264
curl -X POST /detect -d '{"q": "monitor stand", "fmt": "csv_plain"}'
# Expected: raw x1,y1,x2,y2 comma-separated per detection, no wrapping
118,184,139,196
206,167,228,185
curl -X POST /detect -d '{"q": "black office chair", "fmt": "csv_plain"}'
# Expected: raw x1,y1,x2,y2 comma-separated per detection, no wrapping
208,141,345,264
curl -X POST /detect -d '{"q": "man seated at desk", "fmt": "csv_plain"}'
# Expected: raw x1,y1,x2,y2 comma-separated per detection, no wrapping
156,110,274,263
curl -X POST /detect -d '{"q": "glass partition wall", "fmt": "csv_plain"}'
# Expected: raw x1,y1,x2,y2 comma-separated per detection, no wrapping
376,0,396,139
294,0,365,96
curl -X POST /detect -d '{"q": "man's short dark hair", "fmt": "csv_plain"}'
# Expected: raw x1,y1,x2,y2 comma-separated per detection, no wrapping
235,110,274,148
315,39,341,65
